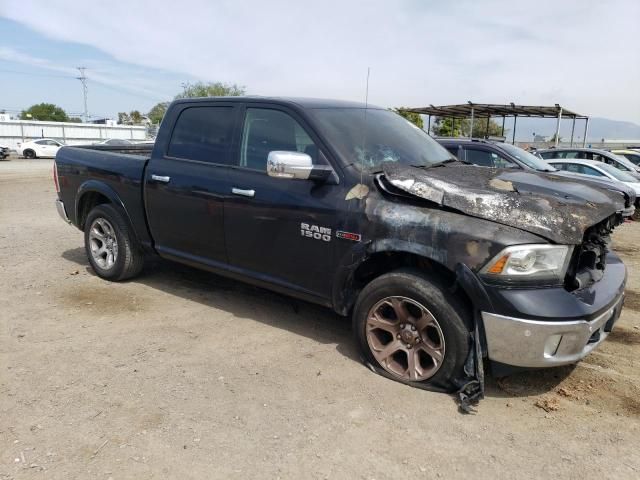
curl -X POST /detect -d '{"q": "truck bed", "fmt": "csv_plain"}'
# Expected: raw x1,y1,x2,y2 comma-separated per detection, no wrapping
55,146,152,246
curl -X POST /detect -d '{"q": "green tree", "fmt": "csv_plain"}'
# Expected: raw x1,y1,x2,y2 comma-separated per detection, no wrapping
392,108,424,129
117,112,131,125
431,117,465,137
431,116,505,138
147,102,169,124
129,110,143,124
118,110,146,125
20,103,69,122
176,81,246,99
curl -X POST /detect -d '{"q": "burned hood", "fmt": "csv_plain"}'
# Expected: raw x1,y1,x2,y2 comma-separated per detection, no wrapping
381,163,625,244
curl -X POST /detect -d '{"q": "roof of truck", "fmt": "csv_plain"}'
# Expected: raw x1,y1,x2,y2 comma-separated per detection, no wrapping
173,96,381,110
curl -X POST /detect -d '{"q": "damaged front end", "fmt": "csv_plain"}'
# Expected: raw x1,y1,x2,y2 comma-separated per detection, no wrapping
373,162,627,412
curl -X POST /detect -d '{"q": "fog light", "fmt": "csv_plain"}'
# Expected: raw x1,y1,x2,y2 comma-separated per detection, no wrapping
543,334,563,357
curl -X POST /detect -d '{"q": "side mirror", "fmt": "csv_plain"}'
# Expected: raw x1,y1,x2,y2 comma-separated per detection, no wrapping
267,151,334,182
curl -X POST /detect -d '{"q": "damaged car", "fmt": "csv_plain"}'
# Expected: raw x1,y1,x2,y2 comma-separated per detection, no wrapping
53,97,628,405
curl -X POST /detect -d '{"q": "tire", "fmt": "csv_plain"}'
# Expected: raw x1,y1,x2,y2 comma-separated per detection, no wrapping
84,204,144,281
23,149,36,159
353,268,470,390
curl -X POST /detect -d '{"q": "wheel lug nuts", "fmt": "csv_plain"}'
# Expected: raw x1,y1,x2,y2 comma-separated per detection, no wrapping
396,334,401,339
406,344,412,349
400,324,405,329
411,325,416,331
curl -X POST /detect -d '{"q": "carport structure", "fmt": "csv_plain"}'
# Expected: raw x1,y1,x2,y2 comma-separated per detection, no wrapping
405,102,589,147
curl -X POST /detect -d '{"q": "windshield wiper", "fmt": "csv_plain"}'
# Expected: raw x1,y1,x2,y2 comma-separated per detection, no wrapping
412,158,462,169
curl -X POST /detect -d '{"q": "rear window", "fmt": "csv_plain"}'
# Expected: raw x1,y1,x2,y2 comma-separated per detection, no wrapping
168,106,234,164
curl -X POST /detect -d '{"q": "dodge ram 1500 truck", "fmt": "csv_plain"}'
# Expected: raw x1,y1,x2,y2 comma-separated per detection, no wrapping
54,97,627,401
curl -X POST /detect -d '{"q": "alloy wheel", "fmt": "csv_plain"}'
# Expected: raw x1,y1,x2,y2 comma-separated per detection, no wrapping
366,296,446,381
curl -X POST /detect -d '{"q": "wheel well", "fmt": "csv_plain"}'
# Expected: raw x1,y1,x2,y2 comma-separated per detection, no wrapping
348,251,473,320
77,191,111,229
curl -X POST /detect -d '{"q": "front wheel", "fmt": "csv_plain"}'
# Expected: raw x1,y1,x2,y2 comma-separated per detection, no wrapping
84,204,144,281
353,269,470,390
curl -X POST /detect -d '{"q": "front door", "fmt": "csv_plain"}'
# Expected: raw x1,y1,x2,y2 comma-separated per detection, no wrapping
223,106,342,298
145,103,237,265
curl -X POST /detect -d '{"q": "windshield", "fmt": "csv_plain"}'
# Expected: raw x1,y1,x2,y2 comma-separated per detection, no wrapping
499,143,556,171
617,152,640,166
309,108,453,170
607,152,640,172
597,162,638,182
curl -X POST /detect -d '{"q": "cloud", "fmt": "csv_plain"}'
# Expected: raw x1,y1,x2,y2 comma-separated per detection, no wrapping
0,46,170,101
2,0,639,122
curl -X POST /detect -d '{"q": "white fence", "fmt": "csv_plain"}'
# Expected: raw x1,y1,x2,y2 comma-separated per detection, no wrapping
0,120,147,150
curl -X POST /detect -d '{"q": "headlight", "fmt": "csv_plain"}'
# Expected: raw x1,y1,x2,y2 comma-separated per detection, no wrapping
480,244,573,284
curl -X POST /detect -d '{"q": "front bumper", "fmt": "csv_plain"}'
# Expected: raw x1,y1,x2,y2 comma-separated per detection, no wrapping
482,294,623,368
55,199,71,223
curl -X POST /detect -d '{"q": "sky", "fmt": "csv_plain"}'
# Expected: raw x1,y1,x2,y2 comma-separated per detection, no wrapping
0,0,638,124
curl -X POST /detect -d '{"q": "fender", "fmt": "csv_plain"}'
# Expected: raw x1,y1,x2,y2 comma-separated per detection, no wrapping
332,238,452,316
75,180,142,245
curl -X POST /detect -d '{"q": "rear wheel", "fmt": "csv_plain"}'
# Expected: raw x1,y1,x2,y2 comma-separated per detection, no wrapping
353,269,470,390
23,149,36,159
84,204,144,281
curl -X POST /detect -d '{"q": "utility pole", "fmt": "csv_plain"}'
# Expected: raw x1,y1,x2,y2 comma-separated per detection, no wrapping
77,67,88,123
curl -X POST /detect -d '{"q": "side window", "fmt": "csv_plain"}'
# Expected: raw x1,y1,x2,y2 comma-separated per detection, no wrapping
565,163,583,173
239,108,320,171
552,163,566,170
464,148,514,168
167,106,234,164
35,140,47,145
581,166,605,177
464,148,494,167
444,145,461,159
541,151,557,159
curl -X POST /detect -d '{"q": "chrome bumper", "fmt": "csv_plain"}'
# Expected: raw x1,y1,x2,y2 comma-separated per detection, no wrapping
55,199,71,223
481,295,623,368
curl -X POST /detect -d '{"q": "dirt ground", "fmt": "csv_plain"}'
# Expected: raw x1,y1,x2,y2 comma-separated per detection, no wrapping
1,158,639,479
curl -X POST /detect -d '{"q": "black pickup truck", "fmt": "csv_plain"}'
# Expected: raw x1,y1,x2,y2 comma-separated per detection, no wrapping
54,97,627,399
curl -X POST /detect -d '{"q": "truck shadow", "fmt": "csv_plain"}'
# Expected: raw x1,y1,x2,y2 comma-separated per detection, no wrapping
62,246,575,399
62,247,360,363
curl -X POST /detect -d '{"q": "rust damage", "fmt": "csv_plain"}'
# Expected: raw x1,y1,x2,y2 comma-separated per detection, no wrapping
381,163,625,244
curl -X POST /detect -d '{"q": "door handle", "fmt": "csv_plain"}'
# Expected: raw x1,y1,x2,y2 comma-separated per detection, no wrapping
151,174,171,183
232,187,255,198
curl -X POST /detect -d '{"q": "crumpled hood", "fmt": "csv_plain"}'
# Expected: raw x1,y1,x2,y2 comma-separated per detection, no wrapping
381,163,625,244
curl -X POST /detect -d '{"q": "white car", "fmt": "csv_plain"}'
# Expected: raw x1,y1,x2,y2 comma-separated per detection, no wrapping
92,138,133,146
0,143,9,159
18,138,63,158
547,159,640,196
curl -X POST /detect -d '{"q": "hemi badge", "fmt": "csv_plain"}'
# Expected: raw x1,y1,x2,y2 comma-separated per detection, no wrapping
336,231,361,242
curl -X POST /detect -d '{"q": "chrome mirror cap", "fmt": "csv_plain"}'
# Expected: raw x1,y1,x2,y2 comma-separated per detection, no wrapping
267,151,313,179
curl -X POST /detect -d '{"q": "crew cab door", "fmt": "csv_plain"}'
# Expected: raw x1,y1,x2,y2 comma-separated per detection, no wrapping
144,103,237,264
223,105,341,298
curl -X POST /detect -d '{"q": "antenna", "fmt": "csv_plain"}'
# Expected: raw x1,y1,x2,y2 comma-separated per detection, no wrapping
76,67,88,123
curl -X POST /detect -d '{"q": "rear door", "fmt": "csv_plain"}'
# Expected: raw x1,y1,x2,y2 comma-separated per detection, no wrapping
223,104,342,298
144,102,238,265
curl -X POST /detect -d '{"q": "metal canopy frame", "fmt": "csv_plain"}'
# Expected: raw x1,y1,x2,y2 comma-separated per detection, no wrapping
407,102,589,147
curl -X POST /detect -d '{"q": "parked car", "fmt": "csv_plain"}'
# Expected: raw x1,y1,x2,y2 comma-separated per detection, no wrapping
53,97,628,401
0,143,9,159
437,138,636,218
18,138,63,158
547,159,640,195
537,147,640,180
92,139,134,146
611,149,640,166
